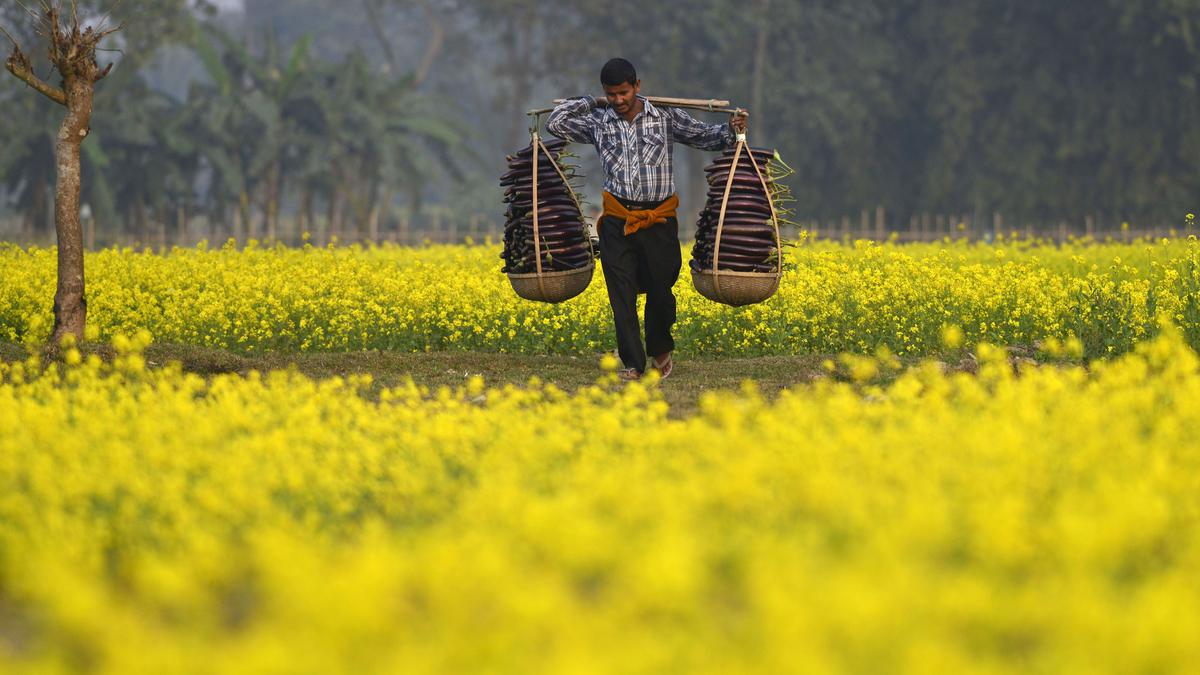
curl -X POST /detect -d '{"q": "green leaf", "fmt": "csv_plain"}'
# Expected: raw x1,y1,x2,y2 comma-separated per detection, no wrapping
243,91,281,132
204,148,245,195
283,35,313,90
81,134,111,169
391,117,462,146
193,25,232,96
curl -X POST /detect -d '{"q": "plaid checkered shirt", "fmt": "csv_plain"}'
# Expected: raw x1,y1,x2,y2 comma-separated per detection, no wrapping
546,95,737,203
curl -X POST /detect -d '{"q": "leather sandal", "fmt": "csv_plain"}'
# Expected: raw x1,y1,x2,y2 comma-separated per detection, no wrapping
651,353,674,380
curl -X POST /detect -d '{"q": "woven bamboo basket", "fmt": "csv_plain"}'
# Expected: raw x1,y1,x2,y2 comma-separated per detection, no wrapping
692,134,782,307
508,263,594,303
691,268,780,306
504,127,595,304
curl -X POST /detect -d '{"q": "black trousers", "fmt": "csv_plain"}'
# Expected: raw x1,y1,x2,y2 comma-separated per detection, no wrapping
598,196,682,373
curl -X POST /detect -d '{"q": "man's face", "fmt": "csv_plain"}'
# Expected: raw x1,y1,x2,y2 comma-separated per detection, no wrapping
603,80,641,115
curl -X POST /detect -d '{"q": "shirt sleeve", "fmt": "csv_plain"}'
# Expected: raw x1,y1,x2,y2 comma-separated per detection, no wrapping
546,96,597,145
668,107,736,151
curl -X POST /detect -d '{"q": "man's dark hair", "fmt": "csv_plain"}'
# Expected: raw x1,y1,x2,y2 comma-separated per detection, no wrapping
601,58,637,87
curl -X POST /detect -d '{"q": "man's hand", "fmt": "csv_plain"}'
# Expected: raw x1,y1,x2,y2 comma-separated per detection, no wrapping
730,109,749,135
593,96,610,108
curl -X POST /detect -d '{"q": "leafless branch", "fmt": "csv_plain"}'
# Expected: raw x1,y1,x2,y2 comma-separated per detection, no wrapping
95,22,123,42
13,0,41,22
5,44,67,105
93,0,125,36
413,0,443,88
362,0,396,68
0,23,19,48
4,0,122,93
47,6,60,52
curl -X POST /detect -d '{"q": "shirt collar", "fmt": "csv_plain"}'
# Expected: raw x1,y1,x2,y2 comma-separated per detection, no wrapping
603,95,660,123
640,96,661,118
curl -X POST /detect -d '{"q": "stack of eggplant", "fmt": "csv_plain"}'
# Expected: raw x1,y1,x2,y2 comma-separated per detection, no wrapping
690,146,780,274
499,138,594,274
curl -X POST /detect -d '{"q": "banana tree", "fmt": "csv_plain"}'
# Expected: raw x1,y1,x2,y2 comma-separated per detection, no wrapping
184,22,317,242
87,71,197,246
179,20,465,245
307,51,466,241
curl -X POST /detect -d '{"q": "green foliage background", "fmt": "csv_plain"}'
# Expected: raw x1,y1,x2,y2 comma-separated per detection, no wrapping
3,0,1200,237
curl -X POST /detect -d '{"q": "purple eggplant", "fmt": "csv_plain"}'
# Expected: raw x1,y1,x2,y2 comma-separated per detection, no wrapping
700,225,776,239
689,258,776,274
508,197,579,210
704,158,769,174
508,139,569,161
701,232,777,247
719,146,775,161
705,185,773,200
505,186,574,200
706,173,771,188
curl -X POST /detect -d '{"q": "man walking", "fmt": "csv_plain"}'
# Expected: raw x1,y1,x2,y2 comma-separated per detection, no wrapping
547,58,748,381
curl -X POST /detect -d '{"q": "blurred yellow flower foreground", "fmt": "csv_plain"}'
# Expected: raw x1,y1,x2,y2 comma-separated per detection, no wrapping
2,329,1199,674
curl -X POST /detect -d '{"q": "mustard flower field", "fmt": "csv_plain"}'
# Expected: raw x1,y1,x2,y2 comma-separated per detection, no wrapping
2,327,1199,672
3,237,1200,357
3,239,1200,673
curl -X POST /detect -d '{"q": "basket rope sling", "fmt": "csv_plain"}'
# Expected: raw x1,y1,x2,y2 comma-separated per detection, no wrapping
691,131,783,307
505,116,596,303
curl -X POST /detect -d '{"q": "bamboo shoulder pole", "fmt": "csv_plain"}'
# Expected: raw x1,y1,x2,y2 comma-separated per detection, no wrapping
530,96,745,117
642,95,731,108
552,96,729,108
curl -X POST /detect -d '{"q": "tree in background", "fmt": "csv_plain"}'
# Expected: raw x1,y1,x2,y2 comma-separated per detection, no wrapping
0,0,209,245
183,17,465,244
7,0,1200,244
0,91,58,238
3,2,121,346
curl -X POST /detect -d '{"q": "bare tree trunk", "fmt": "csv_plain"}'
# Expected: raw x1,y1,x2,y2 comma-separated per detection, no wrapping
406,183,423,240
364,172,381,242
265,160,281,242
157,205,167,251
348,184,369,240
49,74,93,344
413,0,444,88
231,205,244,244
328,160,345,244
324,190,338,246
367,202,380,243
212,195,226,242
237,189,251,243
6,2,117,346
135,193,148,246
332,189,346,244
373,187,393,244
300,186,315,243
318,194,329,247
